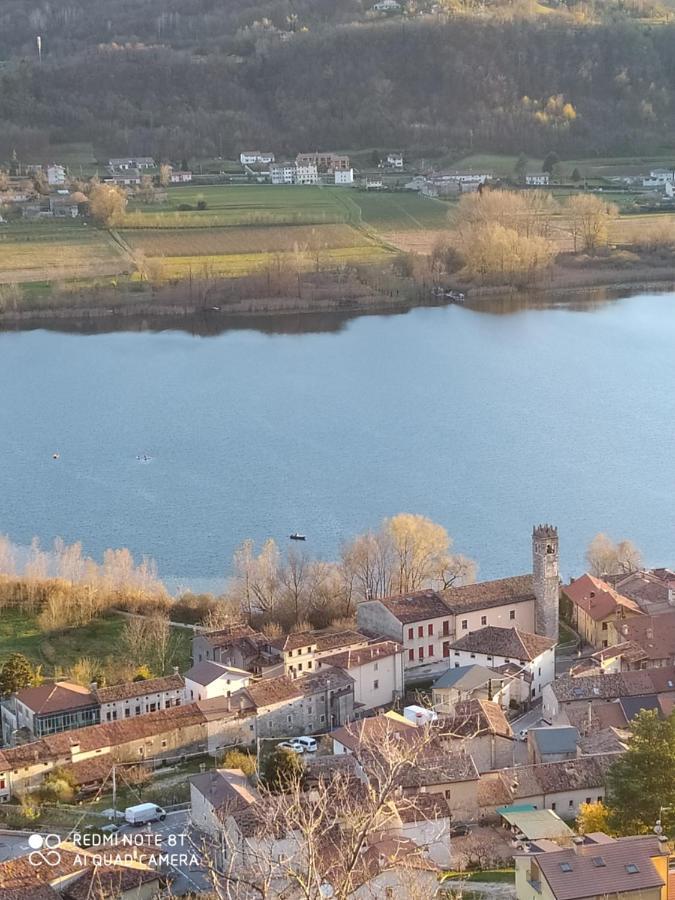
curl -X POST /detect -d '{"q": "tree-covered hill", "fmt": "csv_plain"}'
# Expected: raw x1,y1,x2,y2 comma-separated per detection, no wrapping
1,9,675,161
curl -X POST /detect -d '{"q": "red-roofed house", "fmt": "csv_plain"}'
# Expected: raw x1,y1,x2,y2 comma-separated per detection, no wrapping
317,640,404,711
562,573,644,649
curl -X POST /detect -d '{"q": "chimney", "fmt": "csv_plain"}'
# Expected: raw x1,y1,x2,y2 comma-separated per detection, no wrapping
89,682,98,691
572,837,584,853
646,628,654,641
226,695,231,712
622,624,629,637
173,666,180,676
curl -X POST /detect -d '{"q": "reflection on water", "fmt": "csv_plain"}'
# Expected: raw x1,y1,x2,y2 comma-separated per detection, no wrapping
0,287,633,338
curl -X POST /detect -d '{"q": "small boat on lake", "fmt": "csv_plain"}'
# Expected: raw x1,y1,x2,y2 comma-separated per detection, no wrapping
52,452,60,460
290,533,306,541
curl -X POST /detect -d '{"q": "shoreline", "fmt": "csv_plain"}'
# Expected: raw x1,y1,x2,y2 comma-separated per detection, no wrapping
1,270,675,334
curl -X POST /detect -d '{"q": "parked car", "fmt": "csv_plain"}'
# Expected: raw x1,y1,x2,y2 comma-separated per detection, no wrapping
518,729,529,741
277,740,304,754
295,736,318,753
124,803,166,826
449,825,472,837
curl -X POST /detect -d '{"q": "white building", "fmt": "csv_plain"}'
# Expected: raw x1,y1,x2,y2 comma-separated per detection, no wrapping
295,162,319,185
270,162,297,185
169,170,192,183
373,0,402,10
525,173,550,186
444,171,491,184
95,673,185,723
445,625,556,700
47,164,66,186
240,151,275,166
184,660,251,702
317,640,404,711
386,152,404,168
643,168,675,187
108,157,155,170
334,168,354,185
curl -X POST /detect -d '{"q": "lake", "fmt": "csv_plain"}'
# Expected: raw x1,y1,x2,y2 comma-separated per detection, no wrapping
1,291,674,592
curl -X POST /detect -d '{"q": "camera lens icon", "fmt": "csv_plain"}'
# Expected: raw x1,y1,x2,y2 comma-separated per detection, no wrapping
28,833,61,867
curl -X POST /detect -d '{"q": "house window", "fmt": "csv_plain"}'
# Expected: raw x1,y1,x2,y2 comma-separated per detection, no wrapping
568,800,574,808
373,680,379,690
308,661,312,669
287,715,292,723
135,706,141,715
374,662,379,671
454,650,460,656
124,709,130,718
161,740,167,748
418,626,423,638
298,663,303,672
428,645,434,656
538,667,541,676
443,621,450,636
461,620,468,630
509,610,516,620
320,714,325,723
480,615,487,626
408,628,414,640
443,642,450,658
602,622,608,631
455,663,460,668
597,796,602,803
428,624,433,636
586,797,591,804
418,647,424,660
487,656,492,662
408,649,414,662
551,802,556,811
603,641,608,648
470,653,475,659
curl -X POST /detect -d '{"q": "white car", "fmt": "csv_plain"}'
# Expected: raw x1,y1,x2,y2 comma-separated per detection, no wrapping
277,740,305,754
295,736,318,753
518,729,529,741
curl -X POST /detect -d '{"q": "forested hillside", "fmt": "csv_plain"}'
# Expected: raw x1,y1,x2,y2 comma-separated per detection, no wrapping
2,7,675,161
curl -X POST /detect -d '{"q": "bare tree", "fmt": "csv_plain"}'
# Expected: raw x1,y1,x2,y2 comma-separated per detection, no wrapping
566,194,618,252
585,533,642,577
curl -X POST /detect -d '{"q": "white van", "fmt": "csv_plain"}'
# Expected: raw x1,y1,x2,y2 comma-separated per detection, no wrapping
295,736,318,753
124,803,166,826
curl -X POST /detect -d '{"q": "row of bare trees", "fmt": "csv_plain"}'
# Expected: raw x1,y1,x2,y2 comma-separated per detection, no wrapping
227,514,477,630
442,189,620,285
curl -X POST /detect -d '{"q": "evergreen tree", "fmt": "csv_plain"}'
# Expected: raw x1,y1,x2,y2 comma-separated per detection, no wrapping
571,167,582,181
606,710,675,835
514,153,528,183
262,746,305,792
0,653,38,697
543,151,560,175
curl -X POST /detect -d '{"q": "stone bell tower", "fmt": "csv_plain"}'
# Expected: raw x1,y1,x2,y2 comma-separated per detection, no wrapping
532,524,559,641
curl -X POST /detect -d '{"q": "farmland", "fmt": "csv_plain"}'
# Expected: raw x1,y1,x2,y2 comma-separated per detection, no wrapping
0,220,128,284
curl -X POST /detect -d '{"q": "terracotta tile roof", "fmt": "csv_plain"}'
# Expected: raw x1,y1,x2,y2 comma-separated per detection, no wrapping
515,755,618,797
565,701,629,733
12,681,96,715
269,631,318,652
95,673,184,704
190,768,258,817
401,751,479,787
200,624,259,649
577,727,629,755
477,774,513,808
441,699,513,739
612,611,675,663
319,640,401,670
442,575,535,613
552,668,675,703
533,836,666,899
394,792,451,824
615,570,675,615
61,754,116,787
1,703,207,769
332,711,418,753
562,573,642,622
64,866,160,900
449,626,555,661
241,675,302,708
315,630,369,652
377,589,450,624
0,886,61,900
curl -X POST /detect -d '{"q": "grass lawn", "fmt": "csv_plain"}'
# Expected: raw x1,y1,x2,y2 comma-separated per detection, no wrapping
442,869,516,883
0,609,191,676
345,189,451,231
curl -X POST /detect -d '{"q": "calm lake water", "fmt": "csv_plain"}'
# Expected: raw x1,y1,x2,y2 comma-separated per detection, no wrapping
1,292,674,591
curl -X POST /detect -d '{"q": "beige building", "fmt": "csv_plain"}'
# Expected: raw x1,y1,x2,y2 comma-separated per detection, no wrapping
317,639,404,711
515,833,670,900
95,673,185,723
269,629,370,679
562,573,643,649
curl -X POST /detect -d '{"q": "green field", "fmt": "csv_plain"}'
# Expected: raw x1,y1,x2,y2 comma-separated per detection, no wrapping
0,609,191,676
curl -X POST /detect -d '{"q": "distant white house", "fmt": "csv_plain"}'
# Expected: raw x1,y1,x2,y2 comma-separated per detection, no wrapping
108,157,155,170
386,152,404,169
47,164,66,187
295,162,319,185
373,0,401,10
240,151,275,166
334,168,354,185
170,170,193,183
365,178,384,190
445,171,491,184
525,173,550,186
643,168,675,187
